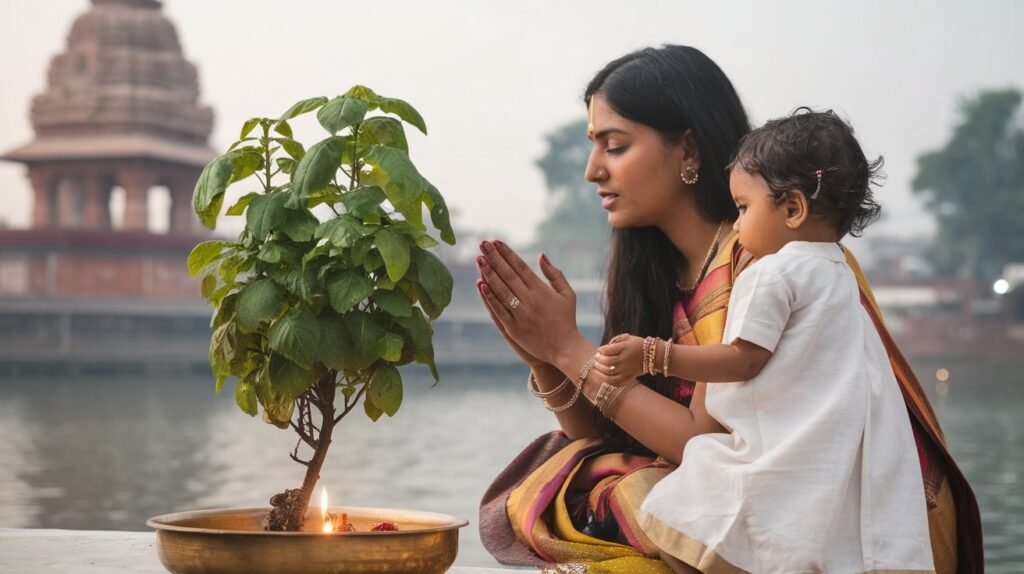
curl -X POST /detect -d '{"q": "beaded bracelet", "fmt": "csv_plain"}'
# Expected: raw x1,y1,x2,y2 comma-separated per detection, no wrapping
528,371,571,398
543,356,596,413
647,337,657,376
543,379,583,413
642,336,655,376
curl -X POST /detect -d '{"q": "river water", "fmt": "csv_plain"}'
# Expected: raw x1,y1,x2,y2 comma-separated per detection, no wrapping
0,359,1020,570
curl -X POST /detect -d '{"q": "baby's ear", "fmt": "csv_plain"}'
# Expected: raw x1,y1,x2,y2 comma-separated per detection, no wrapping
783,190,810,229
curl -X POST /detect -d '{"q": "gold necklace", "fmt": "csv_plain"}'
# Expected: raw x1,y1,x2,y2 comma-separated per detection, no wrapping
676,223,725,294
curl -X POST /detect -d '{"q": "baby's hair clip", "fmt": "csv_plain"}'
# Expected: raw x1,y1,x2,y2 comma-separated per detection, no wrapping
810,169,823,199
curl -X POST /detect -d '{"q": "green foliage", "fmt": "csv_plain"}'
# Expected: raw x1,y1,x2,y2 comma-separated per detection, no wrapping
912,89,1024,282
190,87,456,426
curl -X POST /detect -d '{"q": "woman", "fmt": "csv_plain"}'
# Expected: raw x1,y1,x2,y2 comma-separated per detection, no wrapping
475,45,981,573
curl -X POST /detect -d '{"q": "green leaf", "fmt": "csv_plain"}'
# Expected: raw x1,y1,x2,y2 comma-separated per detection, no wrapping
291,136,345,206
375,229,411,282
273,138,305,160
363,145,424,215
277,96,328,122
273,120,293,138
193,153,237,229
257,242,287,264
396,307,438,381
369,365,403,416
315,215,373,248
187,240,231,277
226,192,259,216
318,314,354,371
341,311,385,370
246,192,289,240
240,118,261,140
412,247,453,312
376,332,404,363
415,235,439,249
260,372,295,429
236,278,285,332
340,186,386,218
201,274,217,297
317,96,370,135
279,267,321,303
374,289,412,317
268,308,320,369
235,380,258,416
424,182,456,245
345,85,380,108
230,150,264,184
326,269,374,314
378,96,427,135
275,157,297,176
267,351,314,400
363,394,384,422
210,320,235,393
279,207,319,242
360,117,408,152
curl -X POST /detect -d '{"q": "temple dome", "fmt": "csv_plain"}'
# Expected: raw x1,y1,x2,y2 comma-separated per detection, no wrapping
28,0,213,145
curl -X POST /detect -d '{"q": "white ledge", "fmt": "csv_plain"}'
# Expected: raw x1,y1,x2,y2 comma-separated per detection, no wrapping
0,528,537,573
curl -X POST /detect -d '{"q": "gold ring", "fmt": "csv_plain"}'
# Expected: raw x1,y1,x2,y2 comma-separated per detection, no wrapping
508,296,521,310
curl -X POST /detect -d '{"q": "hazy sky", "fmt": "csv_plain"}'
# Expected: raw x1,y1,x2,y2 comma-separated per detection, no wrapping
1,0,1022,246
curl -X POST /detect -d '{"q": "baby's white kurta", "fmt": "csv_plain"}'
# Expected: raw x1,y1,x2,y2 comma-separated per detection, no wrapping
637,241,934,574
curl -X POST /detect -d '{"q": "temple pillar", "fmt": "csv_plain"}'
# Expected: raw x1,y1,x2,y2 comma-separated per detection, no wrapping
55,177,84,228
168,174,198,235
28,168,54,228
120,168,153,231
81,175,109,230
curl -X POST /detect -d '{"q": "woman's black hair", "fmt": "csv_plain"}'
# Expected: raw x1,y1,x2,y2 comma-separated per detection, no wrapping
584,45,750,453
730,108,883,238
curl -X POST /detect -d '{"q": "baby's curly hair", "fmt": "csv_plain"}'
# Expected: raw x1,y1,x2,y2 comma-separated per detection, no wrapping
729,108,884,238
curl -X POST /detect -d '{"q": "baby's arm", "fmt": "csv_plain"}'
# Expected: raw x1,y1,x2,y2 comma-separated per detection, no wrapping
666,338,771,383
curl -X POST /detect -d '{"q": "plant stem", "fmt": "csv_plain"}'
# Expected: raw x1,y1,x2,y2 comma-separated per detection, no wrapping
288,375,336,529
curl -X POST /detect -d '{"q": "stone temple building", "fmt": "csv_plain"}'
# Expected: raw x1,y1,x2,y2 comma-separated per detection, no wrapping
1,0,215,299
0,0,216,371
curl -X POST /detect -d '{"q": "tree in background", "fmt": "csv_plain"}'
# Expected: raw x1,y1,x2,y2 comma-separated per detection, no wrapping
532,118,608,278
912,89,1024,284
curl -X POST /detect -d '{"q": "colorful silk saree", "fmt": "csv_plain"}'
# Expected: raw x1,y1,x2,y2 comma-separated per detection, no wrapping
479,232,983,574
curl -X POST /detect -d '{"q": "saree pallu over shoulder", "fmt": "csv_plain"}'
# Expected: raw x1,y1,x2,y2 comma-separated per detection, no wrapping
844,249,984,574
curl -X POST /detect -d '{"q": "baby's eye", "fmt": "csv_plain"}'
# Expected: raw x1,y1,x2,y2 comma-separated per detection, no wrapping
736,205,747,213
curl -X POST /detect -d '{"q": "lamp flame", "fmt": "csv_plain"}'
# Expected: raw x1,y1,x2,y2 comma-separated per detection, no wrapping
321,486,333,533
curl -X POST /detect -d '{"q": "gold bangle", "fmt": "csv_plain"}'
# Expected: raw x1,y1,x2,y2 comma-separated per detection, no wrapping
543,380,583,413
528,371,571,398
662,339,671,377
601,379,640,420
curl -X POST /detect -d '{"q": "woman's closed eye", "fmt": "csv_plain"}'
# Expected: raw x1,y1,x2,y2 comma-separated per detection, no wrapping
606,145,627,155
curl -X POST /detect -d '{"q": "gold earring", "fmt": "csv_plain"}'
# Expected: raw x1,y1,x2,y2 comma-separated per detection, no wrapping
680,166,699,185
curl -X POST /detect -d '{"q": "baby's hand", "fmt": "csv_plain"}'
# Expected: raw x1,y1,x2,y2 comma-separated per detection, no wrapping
594,334,646,386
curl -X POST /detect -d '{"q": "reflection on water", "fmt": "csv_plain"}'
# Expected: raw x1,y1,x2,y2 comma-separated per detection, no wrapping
0,360,1021,570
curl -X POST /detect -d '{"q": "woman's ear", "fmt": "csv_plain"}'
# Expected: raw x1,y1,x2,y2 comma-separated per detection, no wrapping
782,191,810,229
679,129,701,168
